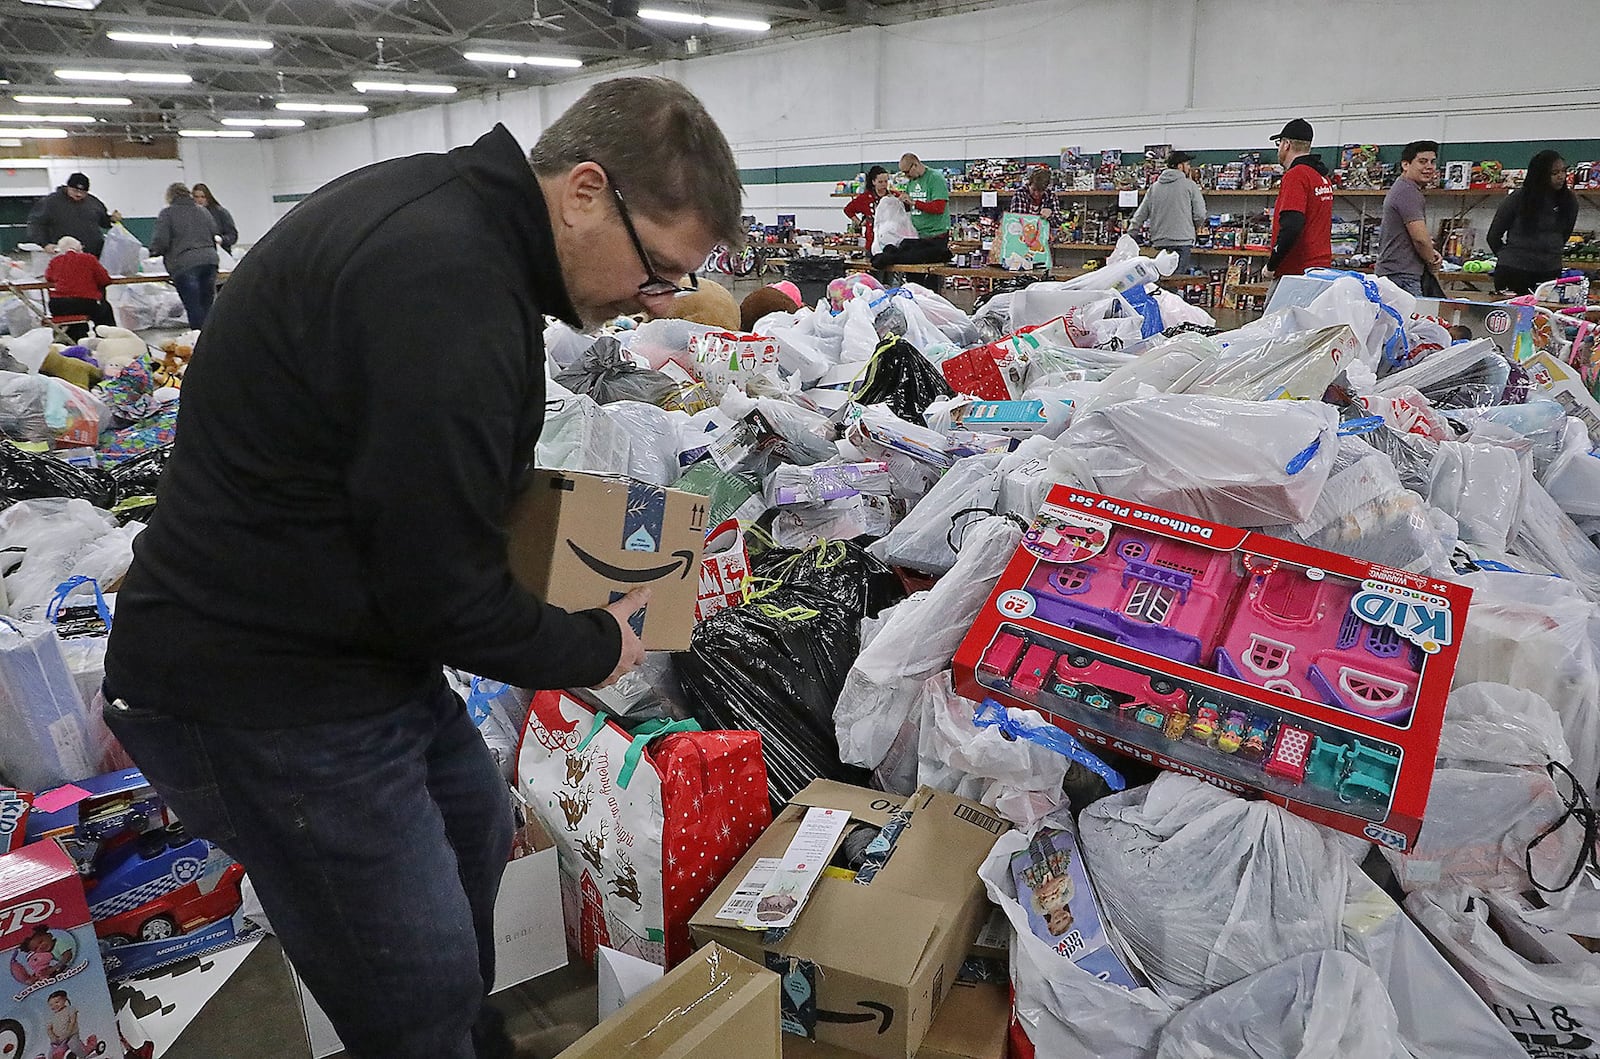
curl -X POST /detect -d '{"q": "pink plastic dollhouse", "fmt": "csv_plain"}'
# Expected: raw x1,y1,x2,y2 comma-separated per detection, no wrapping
1023,528,1241,668
1215,562,1422,725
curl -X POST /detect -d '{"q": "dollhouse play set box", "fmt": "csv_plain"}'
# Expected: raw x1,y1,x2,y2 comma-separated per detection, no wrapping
953,486,1472,850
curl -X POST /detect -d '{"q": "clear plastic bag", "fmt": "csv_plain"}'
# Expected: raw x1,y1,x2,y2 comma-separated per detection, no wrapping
1058,394,1339,527
871,195,918,254
1154,952,1409,1059
1384,683,1587,896
535,394,632,475
603,401,685,486
835,516,1023,770
99,223,144,277
1541,422,1600,521
1286,436,1453,573
1428,441,1526,551
628,317,720,374
542,319,595,370
1173,324,1355,401
1374,338,1510,409
1511,474,1600,602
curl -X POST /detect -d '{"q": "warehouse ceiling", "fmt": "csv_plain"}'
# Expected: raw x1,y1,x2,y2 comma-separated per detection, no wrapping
0,0,947,140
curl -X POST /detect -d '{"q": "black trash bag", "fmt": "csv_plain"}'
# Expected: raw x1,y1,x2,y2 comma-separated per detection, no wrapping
856,334,954,423
105,443,172,501
750,539,904,621
553,335,679,406
0,441,115,509
674,587,870,809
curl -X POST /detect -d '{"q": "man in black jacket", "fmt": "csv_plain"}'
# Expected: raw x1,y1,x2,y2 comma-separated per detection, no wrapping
103,77,743,1059
27,172,118,256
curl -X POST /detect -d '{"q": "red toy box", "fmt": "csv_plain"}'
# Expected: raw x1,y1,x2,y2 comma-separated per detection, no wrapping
953,486,1472,850
0,840,120,1059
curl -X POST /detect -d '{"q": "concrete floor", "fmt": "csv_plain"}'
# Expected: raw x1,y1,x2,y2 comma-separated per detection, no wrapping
158,938,600,1059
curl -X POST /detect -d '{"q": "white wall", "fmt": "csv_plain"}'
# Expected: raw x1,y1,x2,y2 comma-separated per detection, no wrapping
254,0,1600,233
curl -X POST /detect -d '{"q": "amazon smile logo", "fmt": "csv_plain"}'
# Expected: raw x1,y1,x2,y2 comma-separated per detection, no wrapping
565,540,696,583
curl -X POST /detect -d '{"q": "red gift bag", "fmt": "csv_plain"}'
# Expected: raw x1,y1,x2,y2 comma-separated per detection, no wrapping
516,690,770,967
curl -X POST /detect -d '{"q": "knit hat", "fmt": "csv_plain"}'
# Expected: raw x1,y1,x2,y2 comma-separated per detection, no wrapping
66,173,90,191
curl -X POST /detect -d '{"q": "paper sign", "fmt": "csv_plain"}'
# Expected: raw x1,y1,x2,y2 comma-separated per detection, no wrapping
33,782,92,814
980,191,999,208
740,807,851,930
1119,190,1140,208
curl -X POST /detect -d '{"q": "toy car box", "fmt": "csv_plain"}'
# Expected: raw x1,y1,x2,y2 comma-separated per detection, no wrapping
0,839,119,1059
25,769,259,981
952,486,1471,851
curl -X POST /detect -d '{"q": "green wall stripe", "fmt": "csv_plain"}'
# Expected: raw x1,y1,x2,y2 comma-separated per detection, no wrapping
737,140,1600,186
272,193,309,204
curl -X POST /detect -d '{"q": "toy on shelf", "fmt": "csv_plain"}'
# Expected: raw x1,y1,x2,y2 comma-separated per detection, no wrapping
954,487,1469,849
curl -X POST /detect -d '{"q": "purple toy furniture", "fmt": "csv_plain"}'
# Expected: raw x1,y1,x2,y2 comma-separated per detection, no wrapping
1214,560,1422,725
1023,528,1241,668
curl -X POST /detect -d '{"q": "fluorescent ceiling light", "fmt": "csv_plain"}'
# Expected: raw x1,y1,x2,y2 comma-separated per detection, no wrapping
108,30,272,50
0,114,98,124
3,128,70,138
179,129,254,138
57,69,193,84
221,117,304,128
462,51,584,69
638,7,769,31
275,101,369,114
352,80,457,95
19,0,102,9
14,94,133,105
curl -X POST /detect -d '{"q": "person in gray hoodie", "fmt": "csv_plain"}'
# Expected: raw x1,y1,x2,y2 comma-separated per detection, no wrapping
150,182,220,329
1129,150,1209,275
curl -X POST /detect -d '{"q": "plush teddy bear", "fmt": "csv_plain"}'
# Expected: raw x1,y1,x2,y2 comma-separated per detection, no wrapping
653,280,740,331
85,326,149,375
39,349,103,391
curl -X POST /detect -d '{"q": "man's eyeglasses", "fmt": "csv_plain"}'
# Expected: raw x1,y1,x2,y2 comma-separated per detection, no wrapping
599,166,697,297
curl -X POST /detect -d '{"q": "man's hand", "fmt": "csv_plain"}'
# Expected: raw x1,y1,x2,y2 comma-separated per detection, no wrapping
42,243,56,254
593,588,650,688
110,210,123,224
1040,208,1054,219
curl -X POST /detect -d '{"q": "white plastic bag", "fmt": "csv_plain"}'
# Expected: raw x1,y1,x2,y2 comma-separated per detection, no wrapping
99,223,144,277
4,327,51,373
1173,324,1357,402
834,516,1022,770
900,282,979,347
534,394,632,475
0,499,141,620
871,195,918,254
1407,888,1600,1059
1512,474,1600,602
1154,951,1409,1059
1384,683,1587,896
1285,436,1454,574
1429,440,1526,551
604,401,684,485
0,616,96,789
1059,394,1339,527
979,828,1174,1059
628,317,720,374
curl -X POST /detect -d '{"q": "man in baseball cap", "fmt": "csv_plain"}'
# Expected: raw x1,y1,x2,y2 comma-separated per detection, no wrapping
1267,118,1333,277
27,171,120,257
1128,149,1209,275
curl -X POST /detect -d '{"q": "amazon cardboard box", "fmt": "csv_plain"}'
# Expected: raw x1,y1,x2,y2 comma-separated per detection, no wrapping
508,470,709,651
559,942,781,1059
690,782,1010,1059
780,979,1010,1059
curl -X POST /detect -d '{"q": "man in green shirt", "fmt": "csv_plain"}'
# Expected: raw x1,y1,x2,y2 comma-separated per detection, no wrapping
870,152,954,270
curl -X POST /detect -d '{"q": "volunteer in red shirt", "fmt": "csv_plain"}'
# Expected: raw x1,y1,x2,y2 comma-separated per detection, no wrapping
44,235,116,331
1266,118,1334,277
843,165,889,254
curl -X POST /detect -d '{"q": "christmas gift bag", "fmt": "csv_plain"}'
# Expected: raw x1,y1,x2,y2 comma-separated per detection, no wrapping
516,689,770,968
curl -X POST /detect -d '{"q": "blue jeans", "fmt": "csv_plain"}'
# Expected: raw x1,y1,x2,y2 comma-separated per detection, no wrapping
1384,273,1424,296
171,264,218,329
103,679,516,1059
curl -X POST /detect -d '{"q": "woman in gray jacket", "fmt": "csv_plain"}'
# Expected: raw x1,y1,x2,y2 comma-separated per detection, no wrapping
151,182,219,329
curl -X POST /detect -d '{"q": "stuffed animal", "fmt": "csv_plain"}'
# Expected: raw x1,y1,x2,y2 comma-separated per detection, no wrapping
653,280,740,330
739,285,802,332
86,326,149,375
40,349,102,390
826,272,883,313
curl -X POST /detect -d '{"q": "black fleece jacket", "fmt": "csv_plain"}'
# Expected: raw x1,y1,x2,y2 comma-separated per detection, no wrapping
106,125,621,727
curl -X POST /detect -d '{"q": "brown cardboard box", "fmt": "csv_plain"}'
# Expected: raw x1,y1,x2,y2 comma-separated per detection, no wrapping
781,980,1010,1059
559,942,782,1059
690,782,1010,1059
507,470,709,651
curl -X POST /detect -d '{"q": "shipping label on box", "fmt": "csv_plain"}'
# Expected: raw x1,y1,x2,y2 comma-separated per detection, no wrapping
508,471,710,651
952,487,1470,850
0,840,121,1059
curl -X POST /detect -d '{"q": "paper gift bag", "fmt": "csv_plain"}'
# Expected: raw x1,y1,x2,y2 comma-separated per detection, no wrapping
516,690,770,967
691,332,783,394
697,518,752,622
993,212,1052,272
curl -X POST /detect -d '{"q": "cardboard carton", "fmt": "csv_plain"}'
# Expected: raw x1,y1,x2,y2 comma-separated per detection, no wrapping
690,782,1010,1059
559,942,781,1059
781,978,1009,1059
507,470,710,651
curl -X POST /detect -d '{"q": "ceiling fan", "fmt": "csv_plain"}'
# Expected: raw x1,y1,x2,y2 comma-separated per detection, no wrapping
518,1,568,32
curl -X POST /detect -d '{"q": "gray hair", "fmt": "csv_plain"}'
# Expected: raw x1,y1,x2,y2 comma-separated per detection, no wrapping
530,77,744,248
166,182,191,205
